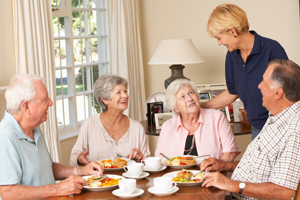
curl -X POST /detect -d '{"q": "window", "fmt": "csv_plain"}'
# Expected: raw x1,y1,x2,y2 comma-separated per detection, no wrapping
51,0,111,137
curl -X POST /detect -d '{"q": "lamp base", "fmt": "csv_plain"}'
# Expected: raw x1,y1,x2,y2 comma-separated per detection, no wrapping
164,64,190,89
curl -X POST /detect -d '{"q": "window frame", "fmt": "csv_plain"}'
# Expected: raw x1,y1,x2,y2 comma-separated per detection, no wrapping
52,0,111,139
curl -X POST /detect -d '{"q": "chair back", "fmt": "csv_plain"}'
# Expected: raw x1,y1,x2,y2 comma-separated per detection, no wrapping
295,181,300,200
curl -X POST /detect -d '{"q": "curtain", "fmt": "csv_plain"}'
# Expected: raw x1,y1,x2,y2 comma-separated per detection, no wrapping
111,0,146,121
12,0,61,162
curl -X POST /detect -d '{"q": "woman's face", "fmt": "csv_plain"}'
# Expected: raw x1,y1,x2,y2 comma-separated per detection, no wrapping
106,84,129,111
174,85,200,115
214,30,238,52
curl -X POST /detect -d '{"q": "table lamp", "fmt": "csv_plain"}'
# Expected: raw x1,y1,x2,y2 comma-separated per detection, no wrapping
148,39,205,89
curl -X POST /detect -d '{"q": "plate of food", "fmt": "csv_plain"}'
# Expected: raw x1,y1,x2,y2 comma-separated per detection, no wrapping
83,174,124,191
162,169,206,186
97,158,136,171
162,155,205,169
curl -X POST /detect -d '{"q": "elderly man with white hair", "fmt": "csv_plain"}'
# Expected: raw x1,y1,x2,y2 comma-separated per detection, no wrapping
0,74,103,200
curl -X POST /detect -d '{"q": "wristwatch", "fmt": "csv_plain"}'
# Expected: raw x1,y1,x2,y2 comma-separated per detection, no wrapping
239,182,246,194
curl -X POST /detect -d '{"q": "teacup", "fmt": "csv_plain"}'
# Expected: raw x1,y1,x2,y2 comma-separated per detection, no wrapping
153,177,177,193
123,163,143,177
118,179,136,195
141,157,161,170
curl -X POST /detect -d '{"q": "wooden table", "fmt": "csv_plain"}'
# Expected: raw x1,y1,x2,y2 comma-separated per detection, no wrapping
43,167,226,200
141,120,251,136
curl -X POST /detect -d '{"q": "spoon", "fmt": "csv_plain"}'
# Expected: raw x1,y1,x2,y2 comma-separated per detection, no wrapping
160,153,171,161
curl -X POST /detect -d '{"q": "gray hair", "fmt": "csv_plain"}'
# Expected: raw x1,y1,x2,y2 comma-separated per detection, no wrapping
166,79,199,111
268,59,300,102
5,74,44,114
93,74,128,112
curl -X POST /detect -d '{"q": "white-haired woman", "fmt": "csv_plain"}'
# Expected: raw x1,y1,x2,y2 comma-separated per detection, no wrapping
155,79,240,161
70,74,150,166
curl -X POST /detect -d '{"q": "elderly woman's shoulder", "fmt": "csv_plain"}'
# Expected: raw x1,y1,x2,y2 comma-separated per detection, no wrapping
81,113,101,126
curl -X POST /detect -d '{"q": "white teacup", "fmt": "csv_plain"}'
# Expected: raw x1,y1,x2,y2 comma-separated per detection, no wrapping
153,177,177,193
118,179,136,195
141,157,161,171
123,163,143,177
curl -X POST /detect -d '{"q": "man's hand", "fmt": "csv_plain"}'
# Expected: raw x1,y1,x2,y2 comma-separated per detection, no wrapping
77,161,104,177
55,175,87,196
201,171,238,192
77,150,90,166
128,148,144,162
200,157,227,172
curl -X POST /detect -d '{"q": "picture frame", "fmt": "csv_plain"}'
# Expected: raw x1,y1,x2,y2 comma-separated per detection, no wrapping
219,106,231,122
199,91,211,103
146,102,164,126
154,113,175,129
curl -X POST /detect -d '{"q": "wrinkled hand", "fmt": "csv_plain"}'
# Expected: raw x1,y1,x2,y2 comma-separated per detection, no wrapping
128,148,144,162
200,157,226,172
79,161,104,176
56,175,86,196
77,151,90,166
201,171,233,191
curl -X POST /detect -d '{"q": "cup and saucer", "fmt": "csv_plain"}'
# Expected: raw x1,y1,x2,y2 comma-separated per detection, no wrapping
122,163,149,180
142,157,166,173
148,177,179,196
112,179,144,199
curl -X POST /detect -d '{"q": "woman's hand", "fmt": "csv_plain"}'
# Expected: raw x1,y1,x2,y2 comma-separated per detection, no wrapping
77,150,90,166
128,148,144,162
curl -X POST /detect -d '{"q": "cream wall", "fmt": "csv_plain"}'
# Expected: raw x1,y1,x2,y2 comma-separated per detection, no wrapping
139,0,300,156
1,0,299,165
0,0,16,120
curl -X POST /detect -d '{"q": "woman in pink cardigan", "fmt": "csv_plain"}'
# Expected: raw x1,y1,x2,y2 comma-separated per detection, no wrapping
155,79,240,161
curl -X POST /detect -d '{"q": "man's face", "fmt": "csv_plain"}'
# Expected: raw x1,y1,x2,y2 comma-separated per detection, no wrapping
28,81,53,126
258,65,276,111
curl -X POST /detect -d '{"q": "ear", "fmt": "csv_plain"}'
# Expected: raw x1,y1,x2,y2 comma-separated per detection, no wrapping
100,97,109,106
274,87,284,100
231,28,237,37
20,101,31,115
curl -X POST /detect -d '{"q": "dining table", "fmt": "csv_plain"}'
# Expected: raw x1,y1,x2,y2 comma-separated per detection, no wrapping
43,166,231,200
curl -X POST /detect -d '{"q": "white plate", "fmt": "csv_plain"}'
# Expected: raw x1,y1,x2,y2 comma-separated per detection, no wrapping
83,174,124,191
143,165,167,173
146,92,171,112
162,170,203,186
122,172,150,180
112,188,144,199
97,158,136,172
162,155,205,169
148,186,179,196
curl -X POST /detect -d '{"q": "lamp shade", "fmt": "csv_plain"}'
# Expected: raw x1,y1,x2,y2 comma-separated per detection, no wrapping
148,39,205,65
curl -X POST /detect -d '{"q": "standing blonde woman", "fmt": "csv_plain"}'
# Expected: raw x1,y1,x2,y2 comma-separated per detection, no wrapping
201,4,288,140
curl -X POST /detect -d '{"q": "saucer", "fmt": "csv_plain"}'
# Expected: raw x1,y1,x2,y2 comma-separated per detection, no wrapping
112,188,144,199
122,172,150,180
143,165,167,173
148,186,179,196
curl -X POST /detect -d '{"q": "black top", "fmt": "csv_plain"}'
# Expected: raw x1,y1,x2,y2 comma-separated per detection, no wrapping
184,135,198,156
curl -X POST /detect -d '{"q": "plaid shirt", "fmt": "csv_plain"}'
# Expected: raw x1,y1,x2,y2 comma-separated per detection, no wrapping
231,101,300,200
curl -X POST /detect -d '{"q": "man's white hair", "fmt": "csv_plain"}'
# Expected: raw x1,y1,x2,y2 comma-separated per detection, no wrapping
5,74,44,114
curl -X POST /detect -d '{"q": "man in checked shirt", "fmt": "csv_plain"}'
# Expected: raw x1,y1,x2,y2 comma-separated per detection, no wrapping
200,59,300,200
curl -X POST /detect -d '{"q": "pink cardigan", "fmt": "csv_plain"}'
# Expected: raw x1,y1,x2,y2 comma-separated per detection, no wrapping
155,108,241,159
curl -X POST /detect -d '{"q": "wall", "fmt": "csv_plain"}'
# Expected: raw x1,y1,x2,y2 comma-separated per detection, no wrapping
139,0,300,155
0,0,16,120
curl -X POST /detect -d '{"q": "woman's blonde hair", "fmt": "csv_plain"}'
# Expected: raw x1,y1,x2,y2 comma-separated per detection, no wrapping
207,4,249,37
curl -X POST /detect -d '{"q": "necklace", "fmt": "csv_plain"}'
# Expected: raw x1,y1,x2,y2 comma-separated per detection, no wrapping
184,134,195,155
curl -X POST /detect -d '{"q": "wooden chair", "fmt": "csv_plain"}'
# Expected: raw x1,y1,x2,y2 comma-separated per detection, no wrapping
295,181,300,200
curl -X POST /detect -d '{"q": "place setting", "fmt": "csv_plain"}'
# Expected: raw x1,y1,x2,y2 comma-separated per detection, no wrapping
148,177,179,196
142,156,167,173
96,157,136,172
112,179,144,199
122,163,150,180
160,153,209,169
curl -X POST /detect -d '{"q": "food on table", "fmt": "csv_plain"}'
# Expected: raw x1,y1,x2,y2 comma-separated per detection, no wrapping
193,172,206,179
165,156,196,166
97,159,128,169
86,176,121,187
172,169,200,183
